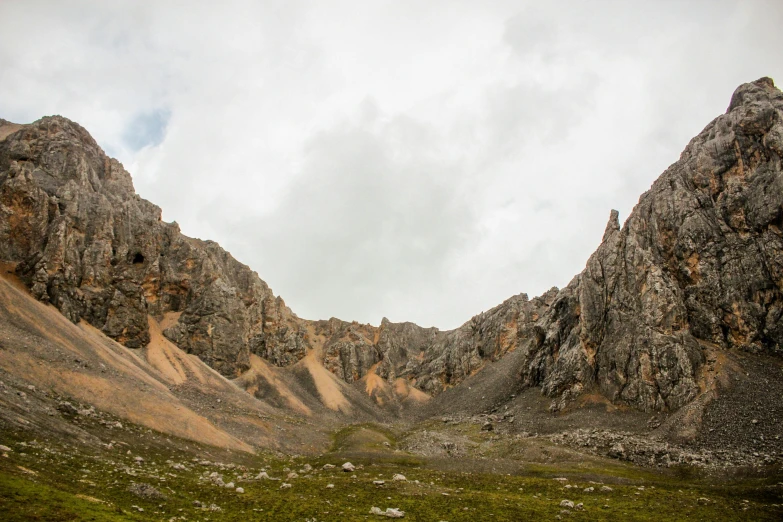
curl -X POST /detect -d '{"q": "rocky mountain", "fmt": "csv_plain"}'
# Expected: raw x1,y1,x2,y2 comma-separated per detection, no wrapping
1,77,781,416
525,77,783,412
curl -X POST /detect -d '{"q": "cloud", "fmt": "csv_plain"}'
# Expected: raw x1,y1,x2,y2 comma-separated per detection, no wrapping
1,0,782,329
218,101,478,325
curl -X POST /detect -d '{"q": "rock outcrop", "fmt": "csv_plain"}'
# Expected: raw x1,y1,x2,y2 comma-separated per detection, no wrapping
0,115,284,374
1,77,781,413
0,115,543,388
518,77,783,411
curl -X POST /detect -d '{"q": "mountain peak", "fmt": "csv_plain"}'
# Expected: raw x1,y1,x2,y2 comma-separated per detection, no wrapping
727,76,780,112
602,209,620,242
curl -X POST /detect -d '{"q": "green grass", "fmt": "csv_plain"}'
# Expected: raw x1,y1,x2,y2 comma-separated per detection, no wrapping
331,423,400,451
0,473,134,521
0,423,781,521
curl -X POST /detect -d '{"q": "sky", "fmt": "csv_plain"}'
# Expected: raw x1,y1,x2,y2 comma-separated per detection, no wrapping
1,1,782,329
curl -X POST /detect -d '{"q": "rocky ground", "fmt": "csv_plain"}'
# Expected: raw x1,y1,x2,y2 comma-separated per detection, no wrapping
695,353,783,455
1,416,782,521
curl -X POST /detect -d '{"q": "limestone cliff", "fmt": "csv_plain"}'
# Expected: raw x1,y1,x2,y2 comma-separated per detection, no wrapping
0,114,540,390
522,77,783,412
1,77,781,413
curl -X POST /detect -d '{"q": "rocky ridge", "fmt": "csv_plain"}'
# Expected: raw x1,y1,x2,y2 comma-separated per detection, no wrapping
1,78,781,414
523,77,783,412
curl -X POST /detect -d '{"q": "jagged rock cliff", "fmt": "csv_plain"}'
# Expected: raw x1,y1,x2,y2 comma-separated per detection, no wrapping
0,115,541,391
520,77,783,412
0,115,289,375
1,78,781,413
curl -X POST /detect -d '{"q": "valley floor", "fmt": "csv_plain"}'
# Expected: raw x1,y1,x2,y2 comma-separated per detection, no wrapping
0,419,781,521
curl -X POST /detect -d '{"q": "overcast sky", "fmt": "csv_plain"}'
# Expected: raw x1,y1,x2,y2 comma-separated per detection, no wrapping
1,1,781,329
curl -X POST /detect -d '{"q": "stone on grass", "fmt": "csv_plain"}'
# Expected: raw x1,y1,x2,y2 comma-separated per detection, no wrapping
128,482,166,500
342,462,355,472
370,506,405,518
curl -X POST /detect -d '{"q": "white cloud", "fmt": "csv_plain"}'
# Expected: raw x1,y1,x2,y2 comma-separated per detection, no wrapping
1,0,781,328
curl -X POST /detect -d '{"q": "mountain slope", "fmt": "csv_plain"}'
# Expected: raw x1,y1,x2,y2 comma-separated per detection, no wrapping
0,77,781,417
520,77,783,412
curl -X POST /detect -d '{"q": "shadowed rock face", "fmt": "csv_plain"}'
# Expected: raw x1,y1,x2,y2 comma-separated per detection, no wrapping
0,78,781,412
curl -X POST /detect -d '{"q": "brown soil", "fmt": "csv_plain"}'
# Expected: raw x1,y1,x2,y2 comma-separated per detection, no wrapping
298,348,352,413
234,355,312,415
0,122,24,142
0,267,346,454
159,311,182,330
393,377,430,403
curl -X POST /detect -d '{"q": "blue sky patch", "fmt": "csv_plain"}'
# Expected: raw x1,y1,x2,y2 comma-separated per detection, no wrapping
122,108,171,151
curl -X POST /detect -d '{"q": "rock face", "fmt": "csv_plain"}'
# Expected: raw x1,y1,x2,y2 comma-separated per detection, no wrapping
519,77,783,412
0,115,544,386
1,78,781,412
0,115,285,374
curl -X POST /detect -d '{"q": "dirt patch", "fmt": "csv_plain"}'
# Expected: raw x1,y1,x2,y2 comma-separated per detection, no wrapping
145,316,189,385
143,316,229,389
575,392,623,412
299,347,351,414
0,274,252,452
0,262,28,294
235,355,312,415
0,122,24,142
394,378,430,403
0,346,251,451
364,363,388,395
159,311,182,330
